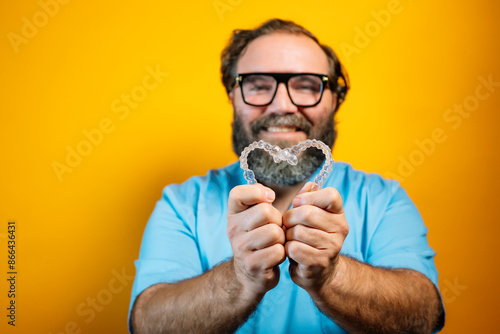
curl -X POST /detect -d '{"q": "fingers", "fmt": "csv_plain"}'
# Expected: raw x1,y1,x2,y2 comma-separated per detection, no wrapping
282,205,348,236
285,224,346,263
228,184,275,215
234,223,286,253
282,185,349,290
285,232,342,290
292,185,344,214
227,184,282,240
243,243,286,273
285,241,326,268
227,202,283,241
285,224,330,249
296,181,315,195
240,203,283,230
227,184,286,295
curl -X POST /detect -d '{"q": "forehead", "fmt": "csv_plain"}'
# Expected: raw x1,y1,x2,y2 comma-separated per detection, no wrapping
236,32,329,74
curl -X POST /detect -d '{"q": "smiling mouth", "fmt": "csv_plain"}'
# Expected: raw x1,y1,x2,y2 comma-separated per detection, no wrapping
264,126,302,133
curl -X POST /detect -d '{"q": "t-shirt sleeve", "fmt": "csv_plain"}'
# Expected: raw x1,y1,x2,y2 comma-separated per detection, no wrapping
365,183,445,332
128,183,203,321
366,184,438,285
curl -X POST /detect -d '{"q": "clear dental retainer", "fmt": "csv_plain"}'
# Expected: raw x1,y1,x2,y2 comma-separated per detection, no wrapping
239,139,334,191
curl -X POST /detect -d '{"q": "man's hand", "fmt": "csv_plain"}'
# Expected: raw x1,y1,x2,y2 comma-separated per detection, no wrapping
227,184,286,299
282,182,349,292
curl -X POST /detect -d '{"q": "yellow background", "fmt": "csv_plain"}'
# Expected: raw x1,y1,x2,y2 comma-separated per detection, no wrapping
1,0,499,332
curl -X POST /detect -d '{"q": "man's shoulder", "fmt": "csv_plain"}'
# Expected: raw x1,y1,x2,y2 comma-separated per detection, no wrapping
327,161,401,196
163,162,241,196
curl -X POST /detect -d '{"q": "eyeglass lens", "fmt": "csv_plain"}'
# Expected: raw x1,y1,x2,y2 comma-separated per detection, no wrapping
241,74,324,107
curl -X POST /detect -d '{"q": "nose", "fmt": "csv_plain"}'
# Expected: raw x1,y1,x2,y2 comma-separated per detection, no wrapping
265,83,299,114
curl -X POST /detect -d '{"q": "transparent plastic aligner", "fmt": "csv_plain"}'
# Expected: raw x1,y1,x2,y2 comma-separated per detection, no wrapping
239,139,334,191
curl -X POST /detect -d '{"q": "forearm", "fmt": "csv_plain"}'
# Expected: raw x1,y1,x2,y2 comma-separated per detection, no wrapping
130,259,261,334
310,255,443,334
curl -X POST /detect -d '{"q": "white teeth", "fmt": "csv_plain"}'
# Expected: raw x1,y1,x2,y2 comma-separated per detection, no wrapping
267,126,297,133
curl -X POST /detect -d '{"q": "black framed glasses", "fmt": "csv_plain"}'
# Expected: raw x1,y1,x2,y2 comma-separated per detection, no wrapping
234,73,329,107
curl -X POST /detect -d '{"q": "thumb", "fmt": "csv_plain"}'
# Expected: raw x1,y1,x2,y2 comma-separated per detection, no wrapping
297,181,316,195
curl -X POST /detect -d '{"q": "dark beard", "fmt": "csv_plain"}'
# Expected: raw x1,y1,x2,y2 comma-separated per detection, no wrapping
232,113,336,186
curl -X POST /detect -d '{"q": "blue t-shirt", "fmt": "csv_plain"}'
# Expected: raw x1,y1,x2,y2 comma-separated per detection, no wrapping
129,162,442,333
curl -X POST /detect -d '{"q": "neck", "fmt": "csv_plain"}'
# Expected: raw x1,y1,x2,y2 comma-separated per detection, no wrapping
261,181,306,214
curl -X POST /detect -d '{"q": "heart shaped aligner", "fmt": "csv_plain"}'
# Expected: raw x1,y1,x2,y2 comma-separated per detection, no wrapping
239,139,334,190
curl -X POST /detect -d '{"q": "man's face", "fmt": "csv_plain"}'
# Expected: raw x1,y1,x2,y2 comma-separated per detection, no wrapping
230,32,338,186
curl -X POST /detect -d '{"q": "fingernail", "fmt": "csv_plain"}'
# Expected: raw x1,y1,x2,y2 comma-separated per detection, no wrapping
292,195,303,207
266,189,275,201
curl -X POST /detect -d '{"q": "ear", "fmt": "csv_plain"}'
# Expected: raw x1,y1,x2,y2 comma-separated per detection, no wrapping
331,92,338,112
228,90,234,102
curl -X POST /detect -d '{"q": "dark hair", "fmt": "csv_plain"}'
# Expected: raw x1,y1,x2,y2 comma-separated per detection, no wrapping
220,18,350,108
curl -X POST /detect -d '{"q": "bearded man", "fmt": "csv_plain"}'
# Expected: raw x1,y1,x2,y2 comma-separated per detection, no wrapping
129,19,445,333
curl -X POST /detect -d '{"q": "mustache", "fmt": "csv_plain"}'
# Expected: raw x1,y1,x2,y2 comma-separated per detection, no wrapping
250,114,312,135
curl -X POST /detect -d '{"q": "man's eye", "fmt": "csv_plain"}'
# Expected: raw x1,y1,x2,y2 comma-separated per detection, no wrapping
293,84,321,93
291,77,322,93
248,84,272,92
